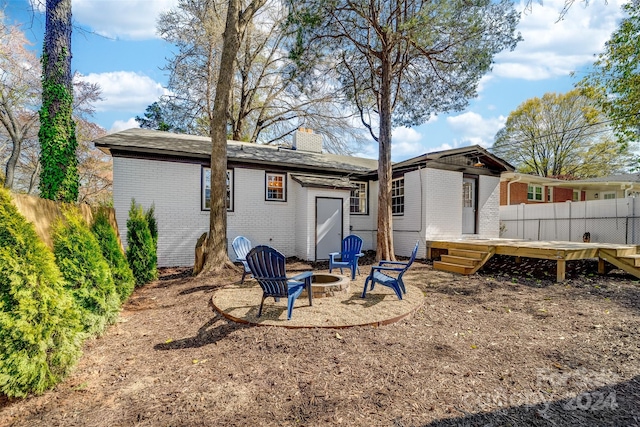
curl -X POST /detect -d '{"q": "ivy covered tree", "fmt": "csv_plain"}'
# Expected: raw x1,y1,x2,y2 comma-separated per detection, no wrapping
38,0,78,202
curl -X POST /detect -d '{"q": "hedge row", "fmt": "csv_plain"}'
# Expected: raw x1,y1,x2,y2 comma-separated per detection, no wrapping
0,190,156,397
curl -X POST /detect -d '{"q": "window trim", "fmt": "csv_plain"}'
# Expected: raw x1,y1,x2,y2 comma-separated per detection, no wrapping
573,190,580,202
265,172,287,202
391,177,405,216
547,187,553,202
350,181,369,215
202,167,234,212
527,184,543,202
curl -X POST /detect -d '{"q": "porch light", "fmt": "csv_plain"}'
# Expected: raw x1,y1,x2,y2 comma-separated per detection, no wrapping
473,157,485,167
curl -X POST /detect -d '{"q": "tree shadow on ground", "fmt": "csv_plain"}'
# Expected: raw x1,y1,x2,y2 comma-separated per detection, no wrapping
153,314,248,350
419,374,640,427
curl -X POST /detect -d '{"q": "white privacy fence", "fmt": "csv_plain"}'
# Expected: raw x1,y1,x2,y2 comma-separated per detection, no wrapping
499,198,640,244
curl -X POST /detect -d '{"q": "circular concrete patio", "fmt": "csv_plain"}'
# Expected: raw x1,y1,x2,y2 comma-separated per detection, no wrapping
209,277,425,329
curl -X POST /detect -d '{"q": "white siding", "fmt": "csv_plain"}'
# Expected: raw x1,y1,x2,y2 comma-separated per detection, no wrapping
113,157,209,267
227,169,297,259
424,168,462,240
478,175,500,238
350,180,377,251
392,169,425,257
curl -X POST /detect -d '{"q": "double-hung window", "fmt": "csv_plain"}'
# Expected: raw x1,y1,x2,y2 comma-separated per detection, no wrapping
527,184,543,202
391,177,404,215
603,192,616,200
350,182,368,214
266,172,286,201
202,167,233,211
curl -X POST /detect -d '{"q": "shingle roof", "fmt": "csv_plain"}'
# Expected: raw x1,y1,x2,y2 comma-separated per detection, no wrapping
94,128,378,175
290,174,356,189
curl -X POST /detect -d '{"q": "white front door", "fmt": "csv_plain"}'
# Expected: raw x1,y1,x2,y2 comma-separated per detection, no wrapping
462,177,477,234
316,197,343,261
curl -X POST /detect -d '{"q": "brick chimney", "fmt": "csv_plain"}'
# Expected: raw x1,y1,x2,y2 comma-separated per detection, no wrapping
293,128,323,153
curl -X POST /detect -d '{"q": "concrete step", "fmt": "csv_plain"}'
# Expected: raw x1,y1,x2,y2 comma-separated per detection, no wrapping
433,261,473,275
440,255,479,267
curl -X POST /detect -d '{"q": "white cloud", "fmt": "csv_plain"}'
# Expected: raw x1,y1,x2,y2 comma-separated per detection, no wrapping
446,112,507,147
493,0,626,80
391,127,426,160
109,117,139,133
75,71,169,113
72,0,179,40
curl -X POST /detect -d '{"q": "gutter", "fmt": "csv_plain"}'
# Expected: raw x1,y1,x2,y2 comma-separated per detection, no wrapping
506,173,522,205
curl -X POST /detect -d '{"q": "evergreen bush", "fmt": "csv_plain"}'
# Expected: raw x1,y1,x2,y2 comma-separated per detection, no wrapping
52,207,120,336
127,199,157,286
145,203,158,273
0,188,83,397
92,210,135,302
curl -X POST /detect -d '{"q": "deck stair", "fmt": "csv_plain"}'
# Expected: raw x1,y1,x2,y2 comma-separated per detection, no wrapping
433,247,495,275
598,247,640,279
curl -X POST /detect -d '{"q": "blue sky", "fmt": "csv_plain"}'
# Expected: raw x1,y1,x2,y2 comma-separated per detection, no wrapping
2,0,627,162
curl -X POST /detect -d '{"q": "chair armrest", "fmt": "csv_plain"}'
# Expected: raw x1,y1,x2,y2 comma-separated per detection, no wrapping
370,265,405,273
329,252,339,256
378,260,408,266
355,253,364,258
289,271,313,281
329,252,339,261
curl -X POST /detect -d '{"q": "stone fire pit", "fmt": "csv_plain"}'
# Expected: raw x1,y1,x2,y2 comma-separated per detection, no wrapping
302,273,350,298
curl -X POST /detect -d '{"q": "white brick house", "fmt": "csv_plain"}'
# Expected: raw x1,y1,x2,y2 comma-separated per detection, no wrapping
95,128,513,266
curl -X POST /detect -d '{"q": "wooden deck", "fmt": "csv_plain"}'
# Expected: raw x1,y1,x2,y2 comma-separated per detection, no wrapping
427,239,640,282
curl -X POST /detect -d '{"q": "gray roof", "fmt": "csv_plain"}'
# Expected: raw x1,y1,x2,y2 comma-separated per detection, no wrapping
580,173,640,183
291,174,355,189
94,128,378,175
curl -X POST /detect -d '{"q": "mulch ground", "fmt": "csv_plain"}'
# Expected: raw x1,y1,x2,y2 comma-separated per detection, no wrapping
0,254,639,426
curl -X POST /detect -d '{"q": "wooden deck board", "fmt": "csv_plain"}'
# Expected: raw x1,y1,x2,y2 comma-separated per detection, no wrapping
428,238,640,282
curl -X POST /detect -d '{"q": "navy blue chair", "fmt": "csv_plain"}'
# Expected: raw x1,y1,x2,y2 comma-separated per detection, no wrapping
245,245,313,320
329,235,364,280
232,236,252,284
362,242,419,300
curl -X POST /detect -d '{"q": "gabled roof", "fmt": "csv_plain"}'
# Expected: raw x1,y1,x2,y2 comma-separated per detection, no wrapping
501,172,640,193
391,144,515,175
94,128,378,175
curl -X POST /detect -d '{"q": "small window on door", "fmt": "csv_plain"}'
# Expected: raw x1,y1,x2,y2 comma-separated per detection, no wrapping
463,182,473,207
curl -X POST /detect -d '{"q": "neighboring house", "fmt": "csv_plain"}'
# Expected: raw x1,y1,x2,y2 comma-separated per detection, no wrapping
500,172,640,206
94,128,513,267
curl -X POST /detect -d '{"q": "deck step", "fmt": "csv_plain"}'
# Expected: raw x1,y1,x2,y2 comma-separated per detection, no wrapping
440,255,480,267
619,254,640,267
448,249,487,260
433,261,474,275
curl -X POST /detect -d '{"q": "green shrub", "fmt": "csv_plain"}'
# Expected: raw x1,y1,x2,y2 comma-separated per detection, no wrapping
127,199,157,286
0,188,83,397
53,207,120,336
92,210,135,302
145,203,158,273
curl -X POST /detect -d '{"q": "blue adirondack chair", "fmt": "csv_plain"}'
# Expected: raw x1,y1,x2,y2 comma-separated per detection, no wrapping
232,236,253,284
245,245,313,320
329,235,364,280
362,242,419,300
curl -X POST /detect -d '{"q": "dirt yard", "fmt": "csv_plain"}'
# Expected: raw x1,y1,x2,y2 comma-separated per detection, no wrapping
0,254,639,426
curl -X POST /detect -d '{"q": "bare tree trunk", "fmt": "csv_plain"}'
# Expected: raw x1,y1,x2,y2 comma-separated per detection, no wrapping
376,56,395,261
201,0,243,274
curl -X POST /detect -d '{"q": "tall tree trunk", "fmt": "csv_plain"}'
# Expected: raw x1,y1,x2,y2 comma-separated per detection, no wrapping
201,0,242,274
38,0,78,202
376,56,395,261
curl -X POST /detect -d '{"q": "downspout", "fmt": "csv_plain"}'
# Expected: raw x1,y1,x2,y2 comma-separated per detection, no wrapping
507,173,522,205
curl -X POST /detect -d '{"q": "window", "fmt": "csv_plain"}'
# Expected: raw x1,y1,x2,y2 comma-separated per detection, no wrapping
527,184,543,201
266,172,286,201
350,182,368,214
202,167,233,211
391,177,404,215
547,187,553,202
573,190,580,202
603,192,616,200
462,182,473,208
